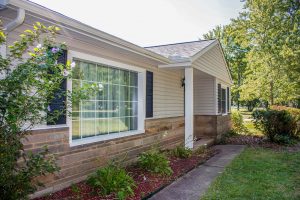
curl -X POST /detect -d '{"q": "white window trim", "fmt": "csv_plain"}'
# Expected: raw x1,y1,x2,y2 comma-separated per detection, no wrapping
67,50,146,147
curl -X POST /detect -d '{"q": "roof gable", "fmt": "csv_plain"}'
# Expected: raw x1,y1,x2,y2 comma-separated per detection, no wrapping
192,42,232,84
145,40,215,62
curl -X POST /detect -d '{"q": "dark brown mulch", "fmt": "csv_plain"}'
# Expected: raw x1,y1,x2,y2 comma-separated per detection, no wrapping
35,148,218,200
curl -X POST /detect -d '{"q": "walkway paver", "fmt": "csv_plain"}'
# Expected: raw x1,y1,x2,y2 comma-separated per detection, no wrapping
149,145,245,200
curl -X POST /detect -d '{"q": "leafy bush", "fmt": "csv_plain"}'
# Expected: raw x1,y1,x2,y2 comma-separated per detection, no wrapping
0,23,63,200
231,111,249,134
271,106,300,136
138,149,172,176
170,145,192,158
87,164,136,200
253,109,298,144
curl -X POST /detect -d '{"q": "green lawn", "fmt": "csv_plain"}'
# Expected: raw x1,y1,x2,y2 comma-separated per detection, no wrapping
201,148,300,200
244,121,262,135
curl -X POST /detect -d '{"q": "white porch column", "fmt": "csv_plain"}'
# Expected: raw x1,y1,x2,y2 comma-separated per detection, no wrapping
185,67,193,149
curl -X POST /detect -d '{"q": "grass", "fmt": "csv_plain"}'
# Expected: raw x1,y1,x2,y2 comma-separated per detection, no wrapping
244,121,262,136
201,148,300,200
238,108,253,120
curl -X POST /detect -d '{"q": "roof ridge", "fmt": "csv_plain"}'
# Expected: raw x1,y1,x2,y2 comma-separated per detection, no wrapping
144,39,216,48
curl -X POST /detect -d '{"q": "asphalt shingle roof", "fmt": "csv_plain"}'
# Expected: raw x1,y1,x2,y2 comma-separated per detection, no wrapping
145,40,216,62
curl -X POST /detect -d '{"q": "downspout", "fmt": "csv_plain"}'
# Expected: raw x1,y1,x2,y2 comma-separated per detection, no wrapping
0,0,25,58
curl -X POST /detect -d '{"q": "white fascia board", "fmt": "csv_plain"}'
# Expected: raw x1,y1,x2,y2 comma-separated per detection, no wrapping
158,61,192,69
7,0,171,65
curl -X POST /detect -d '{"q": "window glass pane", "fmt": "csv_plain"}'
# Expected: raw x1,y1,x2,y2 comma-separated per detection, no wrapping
130,72,138,86
132,102,138,116
96,118,108,135
81,62,96,81
96,101,108,118
120,86,130,102
72,111,80,120
119,117,129,132
125,101,133,116
72,80,80,112
81,119,95,138
120,70,129,85
112,101,119,117
108,68,119,84
97,65,108,83
130,87,138,101
130,117,138,130
112,85,120,101
82,101,95,118
72,60,82,80
109,118,119,133
96,83,108,100
72,120,80,140
119,101,126,116
82,81,96,100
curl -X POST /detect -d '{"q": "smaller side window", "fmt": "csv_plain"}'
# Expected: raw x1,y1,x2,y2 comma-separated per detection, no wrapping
221,88,226,114
217,84,221,113
227,87,230,113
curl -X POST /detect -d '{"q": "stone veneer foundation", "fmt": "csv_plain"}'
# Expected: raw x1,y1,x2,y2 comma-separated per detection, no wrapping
194,114,231,141
25,116,184,198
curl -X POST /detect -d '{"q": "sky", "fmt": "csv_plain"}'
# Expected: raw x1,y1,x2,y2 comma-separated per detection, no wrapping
30,0,244,47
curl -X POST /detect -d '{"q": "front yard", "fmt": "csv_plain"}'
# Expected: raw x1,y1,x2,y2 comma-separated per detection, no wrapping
201,147,300,200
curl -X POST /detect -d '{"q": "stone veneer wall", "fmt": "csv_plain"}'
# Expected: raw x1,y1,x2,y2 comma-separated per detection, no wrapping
25,117,184,198
194,114,231,140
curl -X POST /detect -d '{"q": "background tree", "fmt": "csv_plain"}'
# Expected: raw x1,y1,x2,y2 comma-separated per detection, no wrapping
238,0,300,106
204,0,300,108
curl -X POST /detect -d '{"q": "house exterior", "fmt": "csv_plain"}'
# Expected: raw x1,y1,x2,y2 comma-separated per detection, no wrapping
1,0,232,197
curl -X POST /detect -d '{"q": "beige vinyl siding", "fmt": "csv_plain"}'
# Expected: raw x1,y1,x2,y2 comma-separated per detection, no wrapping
192,44,231,84
193,76,216,115
153,69,184,118
5,18,184,120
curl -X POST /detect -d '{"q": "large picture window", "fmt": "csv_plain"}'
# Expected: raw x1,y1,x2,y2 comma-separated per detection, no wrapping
72,59,139,141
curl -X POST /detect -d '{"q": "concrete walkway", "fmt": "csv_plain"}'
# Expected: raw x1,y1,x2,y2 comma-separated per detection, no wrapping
149,145,245,200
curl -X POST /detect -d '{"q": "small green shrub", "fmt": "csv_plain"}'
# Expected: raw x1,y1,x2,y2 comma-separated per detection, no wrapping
231,111,249,134
194,145,207,155
171,145,192,158
138,149,173,176
253,109,298,144
87,164,136,200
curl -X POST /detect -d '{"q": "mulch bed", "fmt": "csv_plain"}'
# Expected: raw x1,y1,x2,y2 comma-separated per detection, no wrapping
223,135,300,152
35,148,218,200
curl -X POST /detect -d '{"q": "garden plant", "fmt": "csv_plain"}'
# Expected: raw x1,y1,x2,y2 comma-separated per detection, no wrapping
0,22,95,199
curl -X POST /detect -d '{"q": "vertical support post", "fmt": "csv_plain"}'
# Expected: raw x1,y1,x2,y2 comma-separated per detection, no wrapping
185,67,193,149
